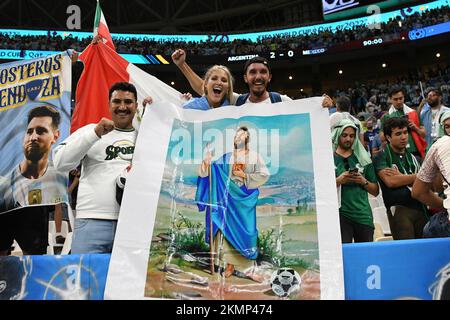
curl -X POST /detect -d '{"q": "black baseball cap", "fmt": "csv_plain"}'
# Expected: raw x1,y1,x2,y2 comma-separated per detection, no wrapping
243,56,271,75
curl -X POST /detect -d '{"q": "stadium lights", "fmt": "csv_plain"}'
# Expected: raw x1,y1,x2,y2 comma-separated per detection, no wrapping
338,69,343,75
436,53,441,58
289,76,293,80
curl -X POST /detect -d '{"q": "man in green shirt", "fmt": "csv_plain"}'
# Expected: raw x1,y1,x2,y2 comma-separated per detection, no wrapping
374,117,428,240
333,119,379,243
380,86,426,160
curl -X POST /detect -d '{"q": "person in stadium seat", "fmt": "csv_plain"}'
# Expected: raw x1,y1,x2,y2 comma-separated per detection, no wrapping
363,116,383,158
333,119,379,243
234,56,292,106
412,127,450,239
182,65,234,110
53,82,140,254
373,117,429,240
379,86,426,161
171,48,333,107
329,95,364,144
437,111,450,138
419,87,449,148
412,110,450,238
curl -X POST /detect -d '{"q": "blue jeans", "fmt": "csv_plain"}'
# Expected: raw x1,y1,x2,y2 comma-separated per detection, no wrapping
71,218,117,254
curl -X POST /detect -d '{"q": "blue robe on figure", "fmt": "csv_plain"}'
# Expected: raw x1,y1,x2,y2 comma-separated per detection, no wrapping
195,152,259,260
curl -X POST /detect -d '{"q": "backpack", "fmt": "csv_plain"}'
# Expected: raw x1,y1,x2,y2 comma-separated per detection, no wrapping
235,92,282,106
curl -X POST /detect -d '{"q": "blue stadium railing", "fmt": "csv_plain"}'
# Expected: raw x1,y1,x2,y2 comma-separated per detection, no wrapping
1,237,449,300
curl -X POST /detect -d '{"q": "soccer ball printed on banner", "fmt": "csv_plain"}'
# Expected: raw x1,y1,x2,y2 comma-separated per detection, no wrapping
270,268,301,297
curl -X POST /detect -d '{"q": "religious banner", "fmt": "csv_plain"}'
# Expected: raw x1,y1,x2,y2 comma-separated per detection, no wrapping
105,98,345,300
0,52,72,215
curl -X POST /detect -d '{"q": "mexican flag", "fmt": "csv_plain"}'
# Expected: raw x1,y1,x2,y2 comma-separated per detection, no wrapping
70,3,183,133
93,0,115,51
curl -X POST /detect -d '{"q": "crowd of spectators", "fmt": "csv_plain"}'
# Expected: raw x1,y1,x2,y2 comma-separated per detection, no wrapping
0,5,448,56
1,3,448,117
329,64,450,117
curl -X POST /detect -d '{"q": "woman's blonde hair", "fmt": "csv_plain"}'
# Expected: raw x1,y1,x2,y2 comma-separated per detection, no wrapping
203,65,234,104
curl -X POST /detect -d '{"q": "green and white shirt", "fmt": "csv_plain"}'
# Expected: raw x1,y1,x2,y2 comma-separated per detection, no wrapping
381,110,422,154
334,152,377,228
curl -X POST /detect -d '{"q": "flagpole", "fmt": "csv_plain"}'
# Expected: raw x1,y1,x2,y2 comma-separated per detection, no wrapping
208,162,214,275
419,81,425,99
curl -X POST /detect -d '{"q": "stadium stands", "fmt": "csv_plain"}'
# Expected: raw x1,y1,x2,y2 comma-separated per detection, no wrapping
0,5,448,56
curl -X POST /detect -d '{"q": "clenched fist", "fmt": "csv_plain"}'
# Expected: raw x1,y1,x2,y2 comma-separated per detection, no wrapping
94,117,115,137
142,96,153,107
171,49,186,67
322,94,334,108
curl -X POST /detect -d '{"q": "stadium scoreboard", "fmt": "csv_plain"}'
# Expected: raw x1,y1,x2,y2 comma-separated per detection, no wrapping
322,0,424,21
322,0,383,15
269,50,296,59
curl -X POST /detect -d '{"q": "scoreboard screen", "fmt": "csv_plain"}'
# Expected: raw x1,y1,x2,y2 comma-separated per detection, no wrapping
322,1,382,15
322,0,423,17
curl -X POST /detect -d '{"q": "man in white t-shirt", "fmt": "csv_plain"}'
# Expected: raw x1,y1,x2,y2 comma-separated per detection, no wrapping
233,56,291,105
53,82,139,254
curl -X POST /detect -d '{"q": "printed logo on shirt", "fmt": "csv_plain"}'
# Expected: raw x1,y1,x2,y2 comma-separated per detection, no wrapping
105,140,135,161
28,189,42,204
